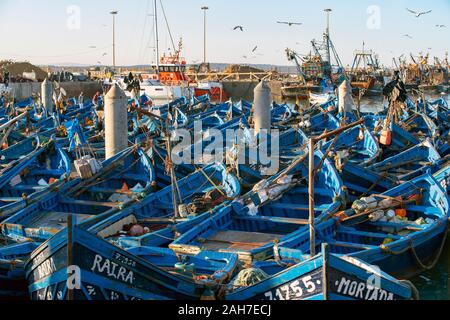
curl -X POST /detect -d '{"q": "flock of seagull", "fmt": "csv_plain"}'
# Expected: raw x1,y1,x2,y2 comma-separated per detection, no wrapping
232,8,446,58
402,8,446,40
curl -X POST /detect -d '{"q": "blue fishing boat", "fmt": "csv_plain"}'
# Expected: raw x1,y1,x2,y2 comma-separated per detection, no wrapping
0,146,158,294
169,150,344,264
0,239,40,299
84,163,241,246
368,139,441,180
280,173,449,279
225,244,415,300
0,139,71,221
25,224,239,300
320,124,380,166
339,161,397,203
363,115,420,158
0,147,155,242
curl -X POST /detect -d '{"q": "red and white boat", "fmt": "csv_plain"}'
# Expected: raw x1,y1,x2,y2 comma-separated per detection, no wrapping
194,81,229,103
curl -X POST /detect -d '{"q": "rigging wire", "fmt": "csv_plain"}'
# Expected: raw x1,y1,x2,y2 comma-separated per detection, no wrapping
137,0,152,65
159,0,177,53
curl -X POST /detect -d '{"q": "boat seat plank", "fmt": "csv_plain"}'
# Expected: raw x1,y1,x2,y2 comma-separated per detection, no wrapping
344,182,377,194
0,197,22,203
405,205,442,216
60,198,123,208
327,240,379,250
336,229,402,240
10,184,47,191
87,186,138,195
31,169,65,176
235,215,309,225
265,203,329,212
121,173,143,181
366,220,426,231
25,211,95,229
291,187,333,196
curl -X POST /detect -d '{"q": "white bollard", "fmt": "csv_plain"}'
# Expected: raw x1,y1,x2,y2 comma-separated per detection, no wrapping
41,78,54,114
338,80,354,114
253,80,272,135
105,84,128,159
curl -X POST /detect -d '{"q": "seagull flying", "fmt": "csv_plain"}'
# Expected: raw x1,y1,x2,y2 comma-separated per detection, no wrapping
436,24,446,28
102,52,108,56
233,26,244,31
406,8,432,18
277,21,303,26
403,34,413,39
252,46,258,53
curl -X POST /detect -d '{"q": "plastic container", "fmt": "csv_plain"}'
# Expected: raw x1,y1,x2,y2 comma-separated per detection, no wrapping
380,129,392,146
386,209,396,220
395,208,407,218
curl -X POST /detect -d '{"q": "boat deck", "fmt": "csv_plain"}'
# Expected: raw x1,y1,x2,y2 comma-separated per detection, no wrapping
25,211,95,230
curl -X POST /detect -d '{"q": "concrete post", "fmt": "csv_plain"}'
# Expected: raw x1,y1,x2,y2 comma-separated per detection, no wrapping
253,80,272,135
41,78,54,114
105,84,128,159
338,80,353,114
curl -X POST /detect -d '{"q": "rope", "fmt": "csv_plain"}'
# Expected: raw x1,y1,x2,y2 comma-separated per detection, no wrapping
194,165,228,199
380,226,449,271
398,279,420,300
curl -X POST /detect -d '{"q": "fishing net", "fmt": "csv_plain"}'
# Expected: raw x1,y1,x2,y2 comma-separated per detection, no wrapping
230,268,269,288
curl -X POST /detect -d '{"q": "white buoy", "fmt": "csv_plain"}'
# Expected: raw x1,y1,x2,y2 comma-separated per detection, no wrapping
105,84,128,159
41,78,54,114
253,80,272,135
338,80,354,114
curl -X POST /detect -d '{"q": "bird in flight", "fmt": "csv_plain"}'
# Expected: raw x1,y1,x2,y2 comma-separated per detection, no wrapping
102,52,108,56
233,26,244,31
436,24,446,28
277,21,303,26
406,8,432,17
403,34,413,39
252,46,258,53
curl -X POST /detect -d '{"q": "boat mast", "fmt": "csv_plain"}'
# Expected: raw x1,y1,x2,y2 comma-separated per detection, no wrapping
154,0,160,72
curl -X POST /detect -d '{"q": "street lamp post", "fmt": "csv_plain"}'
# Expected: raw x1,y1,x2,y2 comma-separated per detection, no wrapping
201,6,209,64
110,11,118,70
324,8,332,64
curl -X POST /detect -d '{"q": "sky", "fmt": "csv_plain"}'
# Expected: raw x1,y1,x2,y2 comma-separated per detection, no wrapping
0,0,449,67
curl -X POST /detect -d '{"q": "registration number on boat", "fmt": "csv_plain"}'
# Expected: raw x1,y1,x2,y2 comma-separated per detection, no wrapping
262,269,322,300
113,252,137,268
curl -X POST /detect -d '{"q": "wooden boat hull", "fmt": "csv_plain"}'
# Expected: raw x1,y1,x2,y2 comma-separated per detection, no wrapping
225,245,414,300
25,225,238,300
279,173,449,279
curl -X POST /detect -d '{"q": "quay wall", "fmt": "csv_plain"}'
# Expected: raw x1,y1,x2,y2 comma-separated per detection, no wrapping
223,80,283,102
8,80,283,103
